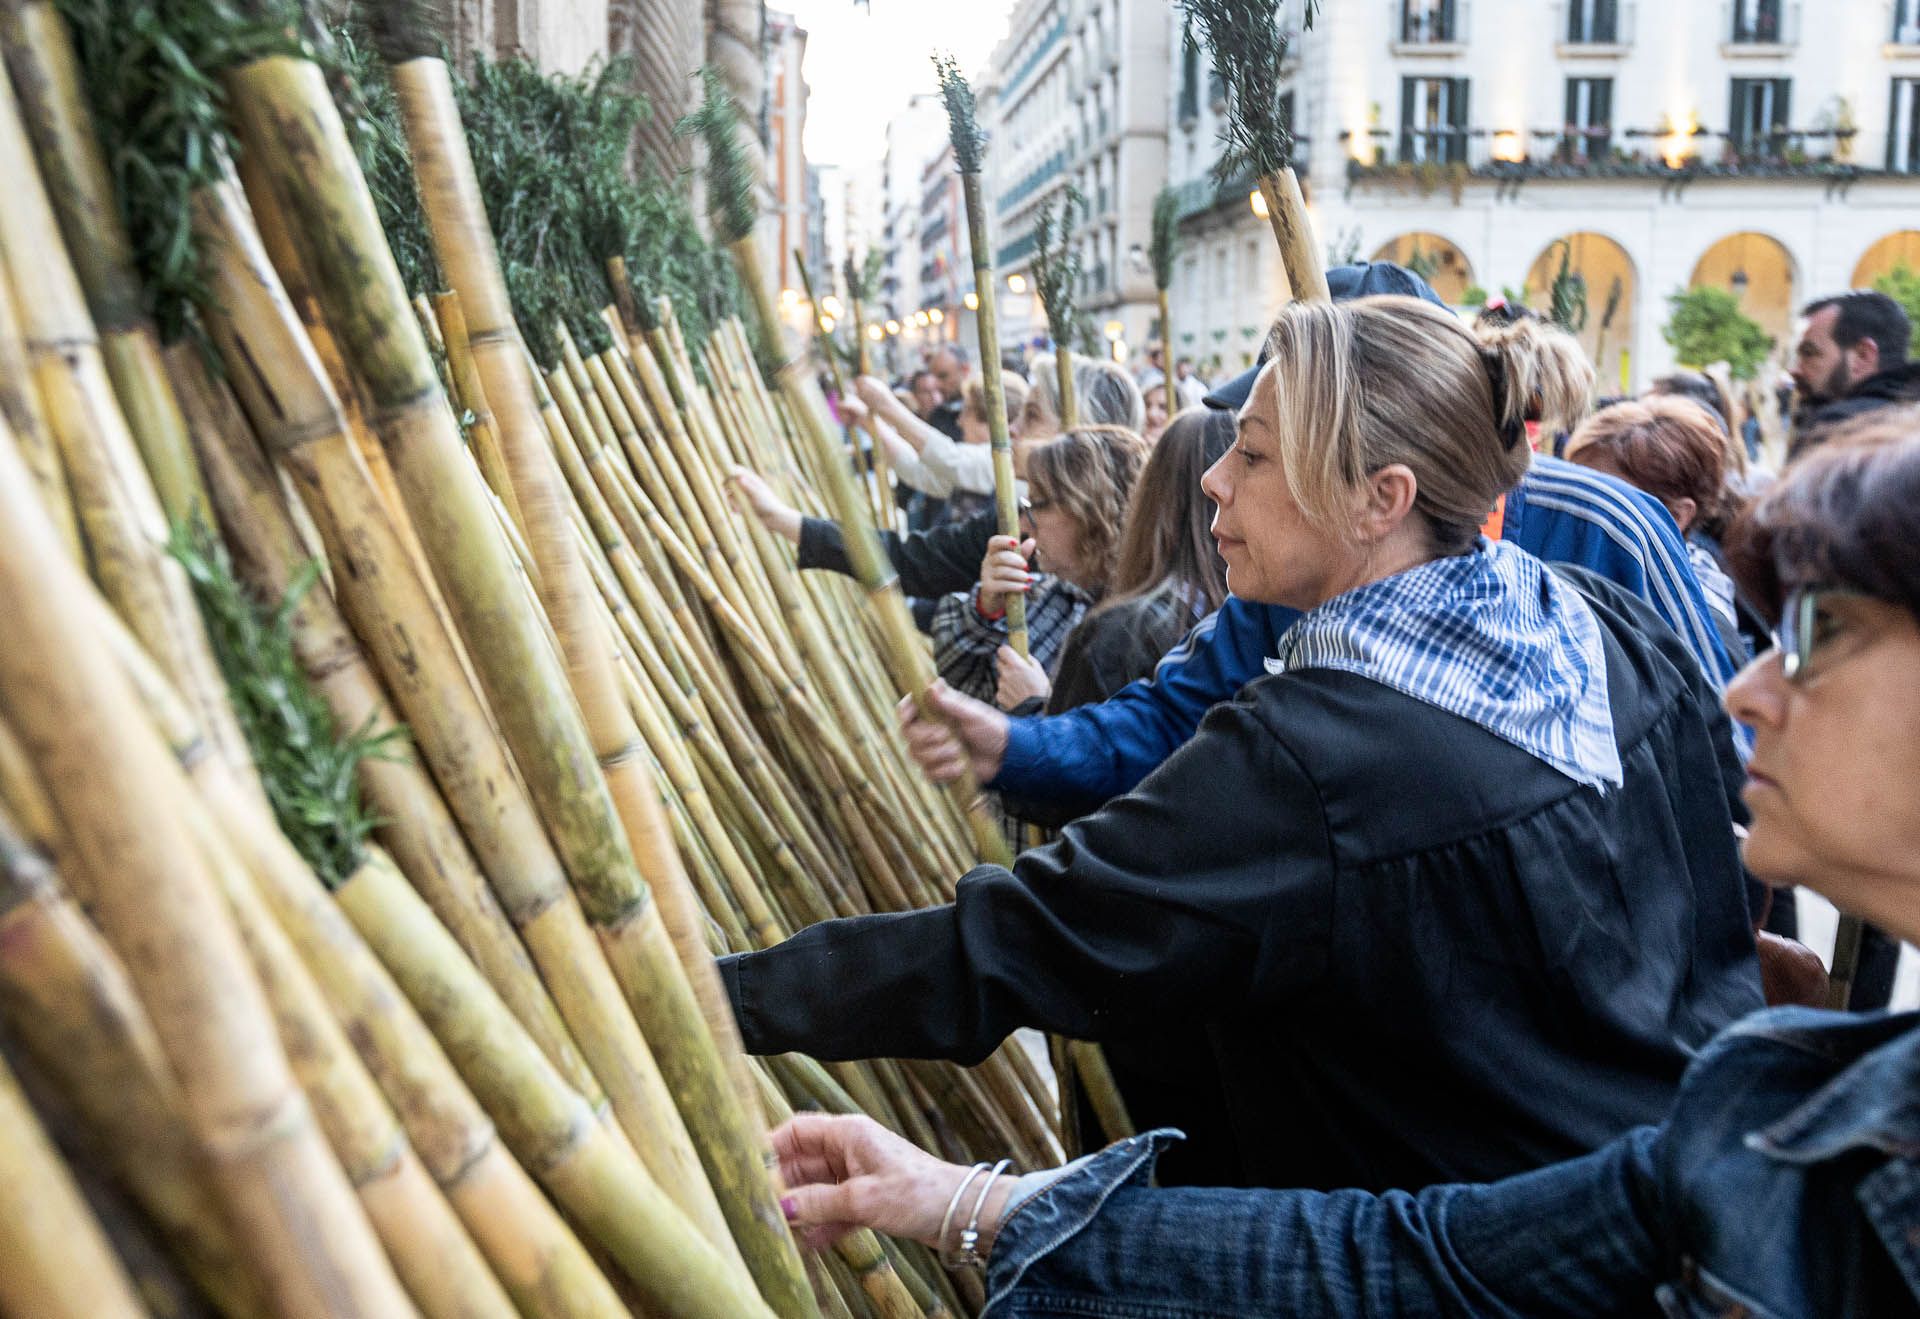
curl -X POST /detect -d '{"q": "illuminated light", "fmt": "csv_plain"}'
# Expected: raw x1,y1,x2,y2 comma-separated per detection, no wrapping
1491,130,1525,163
929,307,946,324
866,324,885,341
821,295,844,318
819,314,837,332
780,287,801,309
885,319,902,335
1103,319,1124,341
914,310,931,327
1249,188,1270,219
1660,110,1699,169
1007,272,1028,294
1111,339,1128,363
964,291,980,310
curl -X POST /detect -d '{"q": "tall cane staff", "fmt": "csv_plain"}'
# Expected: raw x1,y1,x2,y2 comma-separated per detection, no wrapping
682,70,1014,869
794,252,883,529
1028,185,1084,432
1150,186,1180,379
1179,0,1328,302
829,250,898,530
934,55,1029,658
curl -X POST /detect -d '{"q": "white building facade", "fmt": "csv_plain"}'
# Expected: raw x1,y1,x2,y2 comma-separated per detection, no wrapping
1166,0,1920,387
976,0,1170,359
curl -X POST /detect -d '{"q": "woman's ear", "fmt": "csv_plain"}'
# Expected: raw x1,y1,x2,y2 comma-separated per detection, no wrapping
1357,464,1419,544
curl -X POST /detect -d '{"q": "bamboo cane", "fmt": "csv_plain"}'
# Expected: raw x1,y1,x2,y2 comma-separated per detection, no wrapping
0,785,260,1316
101,584,773,1319
0,257,77,556
840,249,897,530
1179,0,1329,302
795,252,887,530
373,60,810,1313
174,180,699,1164
0,1040,145,1319
0,0,212,527
1151,185,1180,386
436,288,530,544
177,788,519,1319
0,411,413,1315
936,57,1029,657
0,65,254,781
222,60,792,1302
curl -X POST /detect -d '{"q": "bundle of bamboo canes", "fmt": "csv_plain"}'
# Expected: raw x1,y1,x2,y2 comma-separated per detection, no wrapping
0,3,1065,1315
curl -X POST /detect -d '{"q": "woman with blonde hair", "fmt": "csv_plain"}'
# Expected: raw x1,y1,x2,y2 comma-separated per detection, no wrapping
840,369,1031,525
762,421,1920,1318
721,294,1762,1199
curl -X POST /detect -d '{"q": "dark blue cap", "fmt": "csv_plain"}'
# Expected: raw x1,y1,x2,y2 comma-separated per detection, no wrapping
1202,262,1450,411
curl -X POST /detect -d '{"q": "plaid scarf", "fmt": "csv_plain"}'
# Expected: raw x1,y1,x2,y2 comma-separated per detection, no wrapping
1269,540,1623,791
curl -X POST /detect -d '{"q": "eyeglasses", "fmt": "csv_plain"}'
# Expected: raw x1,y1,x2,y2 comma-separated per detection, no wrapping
1778,586,1875,682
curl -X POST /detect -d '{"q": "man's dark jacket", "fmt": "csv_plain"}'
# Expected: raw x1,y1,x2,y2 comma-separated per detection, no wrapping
720,569,1765,1194
1797,361,1920,452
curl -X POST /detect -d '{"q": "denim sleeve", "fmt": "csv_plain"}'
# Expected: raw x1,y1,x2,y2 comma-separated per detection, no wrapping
986,1129,1667,1318
992,598,1288,809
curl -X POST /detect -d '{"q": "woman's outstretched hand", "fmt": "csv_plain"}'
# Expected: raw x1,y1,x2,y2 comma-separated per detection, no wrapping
898,680,1011,785
774,1113,1017,1255
726,466,804,545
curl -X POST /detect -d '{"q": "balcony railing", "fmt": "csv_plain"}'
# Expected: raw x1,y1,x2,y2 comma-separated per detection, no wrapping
1167,145,1313,223
1560,0,1634,44
1345,122,1863,183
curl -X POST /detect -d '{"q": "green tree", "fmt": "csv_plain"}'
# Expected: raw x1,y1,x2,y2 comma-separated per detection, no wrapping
1872,262,1920,356
1663,286,1774,380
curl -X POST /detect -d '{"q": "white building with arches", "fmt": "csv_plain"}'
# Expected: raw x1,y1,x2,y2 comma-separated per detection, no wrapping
1164,0,1920,389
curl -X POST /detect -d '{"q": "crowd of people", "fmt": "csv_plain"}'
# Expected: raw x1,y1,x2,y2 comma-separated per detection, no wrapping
723,265,1920,1315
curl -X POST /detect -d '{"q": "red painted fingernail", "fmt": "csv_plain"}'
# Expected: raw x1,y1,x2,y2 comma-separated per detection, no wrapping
780,1196,798,1220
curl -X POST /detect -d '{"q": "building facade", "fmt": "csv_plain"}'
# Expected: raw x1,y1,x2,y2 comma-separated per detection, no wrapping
964,0,1169,359
766,10,812,295
1165,0,1920,387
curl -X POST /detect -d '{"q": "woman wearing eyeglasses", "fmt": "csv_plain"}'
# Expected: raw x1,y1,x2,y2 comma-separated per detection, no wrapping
766,416,1920,1316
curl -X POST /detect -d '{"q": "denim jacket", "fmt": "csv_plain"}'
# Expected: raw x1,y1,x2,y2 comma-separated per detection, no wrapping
984,1008,1920,1317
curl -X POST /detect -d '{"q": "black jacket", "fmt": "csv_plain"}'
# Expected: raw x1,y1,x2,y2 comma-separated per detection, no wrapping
1796,361,1920,452
720,569,1765,1193
798,507,993,598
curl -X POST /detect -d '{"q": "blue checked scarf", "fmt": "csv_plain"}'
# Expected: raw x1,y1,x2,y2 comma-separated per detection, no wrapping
1267,539,1623,791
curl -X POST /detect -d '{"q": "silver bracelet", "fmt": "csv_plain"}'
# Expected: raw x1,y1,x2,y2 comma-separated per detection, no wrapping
950,1158,1012,1269
937,1163,990,1265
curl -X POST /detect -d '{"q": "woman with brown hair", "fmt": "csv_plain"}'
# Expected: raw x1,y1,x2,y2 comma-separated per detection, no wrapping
1566,395,1759,663
930,423,1148,707
994,407,1233,720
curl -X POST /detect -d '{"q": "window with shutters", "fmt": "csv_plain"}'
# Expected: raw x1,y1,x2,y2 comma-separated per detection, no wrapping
1891,79,1920,172
1897,0,1920,44
1566,0,1618,43
1178,32,1200,123
1562,77,1613,160
1730,0,1782,43
1401,0,1458,43
1728,78,1790,157
1399,77,1468,163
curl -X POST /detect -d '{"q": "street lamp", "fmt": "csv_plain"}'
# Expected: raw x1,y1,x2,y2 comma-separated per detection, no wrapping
1248,189,1269,219
964,291,980,310
1007,272,1028,294
885,319,902,335
866,324,884,341
913,310,931,327
929,308,946,324
1103,318,1124,341
821,295,844,318
820,314,837,332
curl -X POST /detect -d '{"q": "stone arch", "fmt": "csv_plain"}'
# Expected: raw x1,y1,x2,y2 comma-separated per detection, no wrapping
1852,231,1920,288
1689,232,1798,346
1369,231,1476,305
1524,233,1637,392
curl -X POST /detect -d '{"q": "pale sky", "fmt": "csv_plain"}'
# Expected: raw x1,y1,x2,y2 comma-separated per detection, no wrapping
781,0,1020,167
